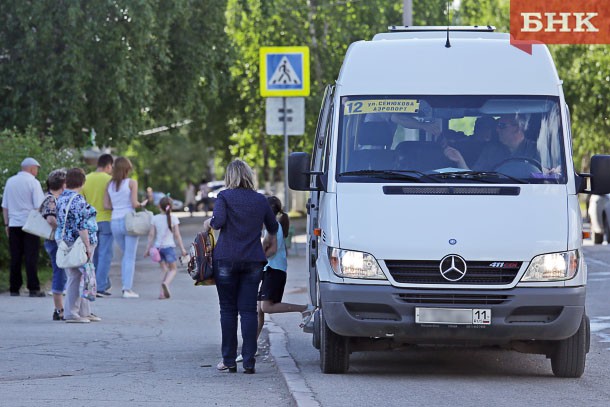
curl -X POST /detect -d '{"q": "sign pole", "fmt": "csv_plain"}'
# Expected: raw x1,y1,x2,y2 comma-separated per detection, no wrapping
283,96,290,212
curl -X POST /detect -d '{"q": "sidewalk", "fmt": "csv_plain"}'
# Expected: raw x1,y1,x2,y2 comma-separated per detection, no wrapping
0,214,297,407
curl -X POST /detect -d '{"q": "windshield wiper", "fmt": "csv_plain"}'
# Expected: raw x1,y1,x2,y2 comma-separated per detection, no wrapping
339,169,439,183
430,171,528,184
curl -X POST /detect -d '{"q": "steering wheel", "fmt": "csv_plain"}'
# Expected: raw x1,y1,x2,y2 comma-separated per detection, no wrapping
492,157,543,172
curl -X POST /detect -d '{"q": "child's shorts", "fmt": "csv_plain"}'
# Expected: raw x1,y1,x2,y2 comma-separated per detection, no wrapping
159,247,177,264
257,267,287,303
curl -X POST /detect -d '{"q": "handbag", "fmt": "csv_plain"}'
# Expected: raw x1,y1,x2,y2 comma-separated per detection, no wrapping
22,210,54,240
125,210,153,236
56,194,88,269
149,227,170,263
149,247,161,262
80,262,97,301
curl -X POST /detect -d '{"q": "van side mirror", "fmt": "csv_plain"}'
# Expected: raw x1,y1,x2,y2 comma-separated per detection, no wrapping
590,154,610,194
288,152,312,191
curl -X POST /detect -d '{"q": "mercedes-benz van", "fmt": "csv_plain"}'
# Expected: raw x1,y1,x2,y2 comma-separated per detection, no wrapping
288,26,610,377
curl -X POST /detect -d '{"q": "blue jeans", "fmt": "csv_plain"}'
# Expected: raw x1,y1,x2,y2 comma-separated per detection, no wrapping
111,217,139,291
93,221,114,292
43,240,66,294
214,260,265,369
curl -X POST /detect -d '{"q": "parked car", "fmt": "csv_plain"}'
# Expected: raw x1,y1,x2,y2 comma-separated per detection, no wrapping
196,181,225,212
152,192,184,212
588,194,610,244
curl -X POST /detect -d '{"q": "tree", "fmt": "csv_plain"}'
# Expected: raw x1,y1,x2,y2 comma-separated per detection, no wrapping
0,1,230,148
224,0,449,185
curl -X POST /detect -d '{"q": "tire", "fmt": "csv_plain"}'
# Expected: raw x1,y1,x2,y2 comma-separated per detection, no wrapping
593,232,604,244
320,308,349,374
312,310,321,350
550,314,589,378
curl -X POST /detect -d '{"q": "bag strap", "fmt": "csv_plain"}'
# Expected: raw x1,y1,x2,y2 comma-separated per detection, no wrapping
60,193,79,241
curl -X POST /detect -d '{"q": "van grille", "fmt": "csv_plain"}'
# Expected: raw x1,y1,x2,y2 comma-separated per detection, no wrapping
384,260,521,285
397,293,511,305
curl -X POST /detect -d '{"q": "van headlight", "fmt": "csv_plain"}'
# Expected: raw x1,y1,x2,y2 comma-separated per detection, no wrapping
521,251,579,282
328,247,387,279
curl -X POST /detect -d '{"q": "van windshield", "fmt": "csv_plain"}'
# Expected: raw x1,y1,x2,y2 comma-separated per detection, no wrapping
336,95,566,184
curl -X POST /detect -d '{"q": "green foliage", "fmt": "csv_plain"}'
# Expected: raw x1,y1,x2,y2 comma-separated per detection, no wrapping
0,1,231,148
456,0,509,31
551,45,610,169
0,128,81,277
125,128,215,201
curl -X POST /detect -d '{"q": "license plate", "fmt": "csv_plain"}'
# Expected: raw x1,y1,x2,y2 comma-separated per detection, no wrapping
415,307,491,325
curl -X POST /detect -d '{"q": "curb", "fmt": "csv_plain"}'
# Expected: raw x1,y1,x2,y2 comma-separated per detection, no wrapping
266,319,321,407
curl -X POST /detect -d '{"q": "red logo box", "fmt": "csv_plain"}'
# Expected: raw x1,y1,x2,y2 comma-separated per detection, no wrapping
510,0,610,52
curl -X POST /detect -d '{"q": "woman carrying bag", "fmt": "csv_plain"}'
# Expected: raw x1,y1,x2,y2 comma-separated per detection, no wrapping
55,168,100,323
40,169,67,321
202,159,279,374
103,157,148,299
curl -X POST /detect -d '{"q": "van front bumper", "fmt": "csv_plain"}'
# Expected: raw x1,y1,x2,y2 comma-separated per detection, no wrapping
319,283,585,343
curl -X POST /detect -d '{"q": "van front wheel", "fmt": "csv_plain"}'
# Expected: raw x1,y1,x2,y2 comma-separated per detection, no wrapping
550,314,589,378
320,309,349,374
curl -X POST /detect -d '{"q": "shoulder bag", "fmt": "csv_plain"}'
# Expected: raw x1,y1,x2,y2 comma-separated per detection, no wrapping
22,209,54,240
125,210,153,236
56,194,88,269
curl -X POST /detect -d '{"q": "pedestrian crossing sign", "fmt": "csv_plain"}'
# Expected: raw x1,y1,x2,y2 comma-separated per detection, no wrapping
260,46,310,97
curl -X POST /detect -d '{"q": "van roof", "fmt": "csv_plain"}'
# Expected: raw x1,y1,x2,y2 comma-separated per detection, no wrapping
337,27,561,96
373,25,504,41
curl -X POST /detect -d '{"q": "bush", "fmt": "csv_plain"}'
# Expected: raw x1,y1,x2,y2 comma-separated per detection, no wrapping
0,128,81,291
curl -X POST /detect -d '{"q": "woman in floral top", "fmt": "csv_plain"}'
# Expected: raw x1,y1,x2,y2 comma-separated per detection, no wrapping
40,169,67,321
55,168,100,323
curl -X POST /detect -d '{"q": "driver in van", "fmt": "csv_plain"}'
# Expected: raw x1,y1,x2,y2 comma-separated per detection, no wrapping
443,114,539,171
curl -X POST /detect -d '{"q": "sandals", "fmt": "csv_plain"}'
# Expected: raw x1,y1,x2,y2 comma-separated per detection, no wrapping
216,361,237,373
300,304,316,328
161,283,171,299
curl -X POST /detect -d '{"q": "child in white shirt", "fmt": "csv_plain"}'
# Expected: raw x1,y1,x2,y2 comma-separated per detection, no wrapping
144,197,187,299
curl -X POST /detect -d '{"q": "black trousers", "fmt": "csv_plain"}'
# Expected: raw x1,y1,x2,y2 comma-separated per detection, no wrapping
9,227,41,293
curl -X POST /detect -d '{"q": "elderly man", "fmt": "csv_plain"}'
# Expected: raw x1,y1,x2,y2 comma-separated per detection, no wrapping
2,157,46,296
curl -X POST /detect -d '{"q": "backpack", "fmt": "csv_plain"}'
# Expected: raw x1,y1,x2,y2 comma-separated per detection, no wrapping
187,230,215,285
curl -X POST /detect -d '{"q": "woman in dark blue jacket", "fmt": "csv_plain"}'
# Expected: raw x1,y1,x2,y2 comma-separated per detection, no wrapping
203,159,278,374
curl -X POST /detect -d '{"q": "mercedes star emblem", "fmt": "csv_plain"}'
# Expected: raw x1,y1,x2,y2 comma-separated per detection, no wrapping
439,254,467,282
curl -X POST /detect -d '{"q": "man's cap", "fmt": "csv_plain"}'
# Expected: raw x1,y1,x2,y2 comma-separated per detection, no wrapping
21,157,41,167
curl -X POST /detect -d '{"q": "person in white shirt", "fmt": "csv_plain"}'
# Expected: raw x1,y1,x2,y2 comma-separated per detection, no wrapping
103,157,148,299
144,196,187,299
1,157,46,297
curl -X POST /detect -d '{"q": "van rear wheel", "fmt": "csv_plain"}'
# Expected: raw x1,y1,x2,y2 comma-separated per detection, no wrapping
312,310,321,350
320,309,349,374
550,314,589,378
